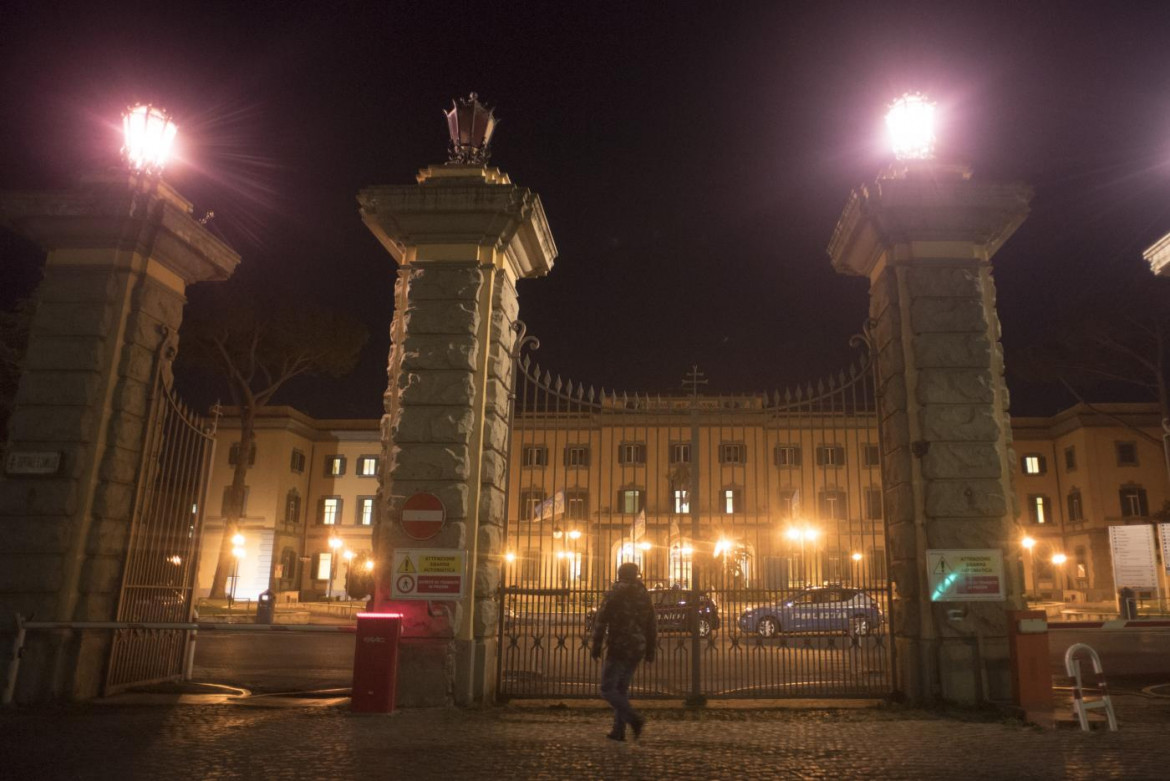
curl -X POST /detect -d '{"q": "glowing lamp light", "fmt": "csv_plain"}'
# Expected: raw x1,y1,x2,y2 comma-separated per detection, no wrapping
803,528,820,542
231,546,245,560
231,533,245,547
556,550,568,560
363,559,375,572
504,551,516,564
713,539,733,557
567,529,582,541
328,537,343,550
121,104,177,174
680,545,694,556
1021,536,1036,551
637,541,652,551
885,93,936,161
1051,553,1068,566
784,528,802,542
851,552,863,562
167,555,182,566
343,550,356,561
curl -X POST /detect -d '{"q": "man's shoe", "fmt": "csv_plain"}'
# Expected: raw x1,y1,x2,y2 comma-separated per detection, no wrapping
606,730,625,742
630,717,645,740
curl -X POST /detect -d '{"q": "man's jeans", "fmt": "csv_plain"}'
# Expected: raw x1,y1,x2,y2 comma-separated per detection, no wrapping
600,656,641,735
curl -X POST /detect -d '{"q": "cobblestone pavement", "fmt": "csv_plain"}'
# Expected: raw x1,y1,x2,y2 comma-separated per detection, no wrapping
4,693,1170,780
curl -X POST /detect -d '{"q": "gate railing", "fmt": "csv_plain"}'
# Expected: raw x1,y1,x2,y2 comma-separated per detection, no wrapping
497,324,893,700
104,328,217,694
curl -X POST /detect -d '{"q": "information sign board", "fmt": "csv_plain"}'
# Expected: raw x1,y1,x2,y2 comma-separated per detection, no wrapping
1109,525,1160,590
390,549,466,600
926,549,1006,602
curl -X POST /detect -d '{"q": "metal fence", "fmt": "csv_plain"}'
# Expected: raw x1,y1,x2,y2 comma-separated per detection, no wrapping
105,331,217,694
498,328,893,701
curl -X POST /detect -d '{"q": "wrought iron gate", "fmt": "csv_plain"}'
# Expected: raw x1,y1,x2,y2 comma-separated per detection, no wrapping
498,328,892,700
105,331,217,694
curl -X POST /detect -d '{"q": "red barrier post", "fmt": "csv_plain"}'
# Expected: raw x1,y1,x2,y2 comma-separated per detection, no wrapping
1007,609,1053,709
351,612,403,713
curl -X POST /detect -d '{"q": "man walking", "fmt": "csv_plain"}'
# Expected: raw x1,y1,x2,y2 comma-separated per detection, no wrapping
590,561,657,741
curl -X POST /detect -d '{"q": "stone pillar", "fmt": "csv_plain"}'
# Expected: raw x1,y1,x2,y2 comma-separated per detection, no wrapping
827,162,1032,703
359,164,556,705
0,173,240,701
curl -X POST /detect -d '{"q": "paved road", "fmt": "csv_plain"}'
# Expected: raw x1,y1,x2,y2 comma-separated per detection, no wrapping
1050,627,1170,679
5,700,1170,780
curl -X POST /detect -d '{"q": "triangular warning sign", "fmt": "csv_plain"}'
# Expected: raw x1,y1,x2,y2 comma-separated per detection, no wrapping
398,556,416,574
933,556,949,574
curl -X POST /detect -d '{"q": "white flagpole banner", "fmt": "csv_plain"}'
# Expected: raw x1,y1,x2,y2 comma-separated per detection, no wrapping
1109,524,1160,591
532,490,565,521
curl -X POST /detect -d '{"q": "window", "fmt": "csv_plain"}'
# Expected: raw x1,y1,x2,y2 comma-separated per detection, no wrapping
313,553,332,581
290,449,306,474
357,456,379,477
672,488,690,514
1116,442,1138,466
864,488,883,520
564,445,590,468
862,444,880,468
520,490,546,521
719,443,747,465
1067,490,1083,522
520,548,541,581
220,485,250,516
228,442,256,467
1064,446,1077,471
778,489,798,518
618,443,647,465
325,456,346,477
1119,485,1149,517
818,489,847,520
277,548,298,583
319,496,342,525
1074,546,1088,581
721,488,742,514
1021,455,1046,475
670,443,691,464
1027,495,1050,524
815,445,845,467
774,446,802,467
565,490,589,520
357,496,375,526
616,489,644,514
285,489,301,525
522,446,548,467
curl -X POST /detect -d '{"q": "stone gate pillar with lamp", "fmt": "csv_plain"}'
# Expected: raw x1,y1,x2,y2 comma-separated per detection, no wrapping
827,95,1033,703
0,106,240,702
359,94,557,706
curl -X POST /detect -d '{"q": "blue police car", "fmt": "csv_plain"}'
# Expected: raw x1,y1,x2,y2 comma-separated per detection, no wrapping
738,586,882,638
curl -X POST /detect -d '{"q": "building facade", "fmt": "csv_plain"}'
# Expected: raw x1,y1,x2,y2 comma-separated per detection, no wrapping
197,402,1170,606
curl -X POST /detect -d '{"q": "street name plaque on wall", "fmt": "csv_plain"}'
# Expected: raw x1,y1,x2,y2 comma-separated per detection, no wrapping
4,451,62,476
926,548,1006,602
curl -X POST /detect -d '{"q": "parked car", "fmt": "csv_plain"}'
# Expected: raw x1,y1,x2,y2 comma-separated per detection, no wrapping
586,587,721,638
738,586,882,638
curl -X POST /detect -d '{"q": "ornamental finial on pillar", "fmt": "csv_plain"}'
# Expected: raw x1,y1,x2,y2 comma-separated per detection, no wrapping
444,92,498,165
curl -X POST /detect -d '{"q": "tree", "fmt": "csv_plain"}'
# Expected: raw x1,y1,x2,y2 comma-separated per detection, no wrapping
345,550,376,601
179,280,368,598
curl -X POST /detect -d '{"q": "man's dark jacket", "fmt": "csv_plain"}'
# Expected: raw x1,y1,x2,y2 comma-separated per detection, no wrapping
590,579,658,662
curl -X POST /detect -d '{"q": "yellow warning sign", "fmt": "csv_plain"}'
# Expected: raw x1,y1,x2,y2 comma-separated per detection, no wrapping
397,556,416,574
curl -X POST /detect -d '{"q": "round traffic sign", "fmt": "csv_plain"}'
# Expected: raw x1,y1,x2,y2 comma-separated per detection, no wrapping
396,574,416,594
401,492,446,541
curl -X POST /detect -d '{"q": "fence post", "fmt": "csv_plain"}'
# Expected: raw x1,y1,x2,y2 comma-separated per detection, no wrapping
2,614,27,706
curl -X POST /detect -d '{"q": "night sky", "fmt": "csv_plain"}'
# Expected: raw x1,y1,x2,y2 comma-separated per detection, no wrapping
4,1,1170,419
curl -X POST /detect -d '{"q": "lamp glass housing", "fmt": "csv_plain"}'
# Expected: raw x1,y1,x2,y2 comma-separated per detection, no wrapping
885,93,936,161
122,104,177,173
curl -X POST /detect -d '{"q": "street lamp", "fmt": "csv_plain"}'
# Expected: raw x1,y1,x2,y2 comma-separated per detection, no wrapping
885,92,936,161
784,526,819,585
342,549,355,600
121,104,177,174
327,536,343,600
230,533,246,607
1051,552,1068,603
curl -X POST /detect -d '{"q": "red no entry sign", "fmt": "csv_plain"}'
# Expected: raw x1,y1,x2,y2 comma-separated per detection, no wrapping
401,492,446,541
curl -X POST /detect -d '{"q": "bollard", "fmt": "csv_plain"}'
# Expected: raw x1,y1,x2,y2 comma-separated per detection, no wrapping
1007,609,1053,710
351,612,403,713
255,590,275,625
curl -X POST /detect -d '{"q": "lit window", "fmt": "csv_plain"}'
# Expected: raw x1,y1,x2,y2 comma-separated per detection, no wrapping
314,554,332,581
1027,495,1049,524
719,443,747,465
670,443,691,464
357,497,375,526
357,456,379,477
774,446,801,467
325,456,345,477
617,489,643,514
673,489,690,514
722,488,742,514
564,446,589,468
320,497,341,525
1021,455,1046,475
522,446,548,467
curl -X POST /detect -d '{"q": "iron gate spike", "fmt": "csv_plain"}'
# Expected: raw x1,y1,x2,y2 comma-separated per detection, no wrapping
554,374,563,392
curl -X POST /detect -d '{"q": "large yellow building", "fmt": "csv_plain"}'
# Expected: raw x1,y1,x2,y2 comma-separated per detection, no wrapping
197,402,1169,607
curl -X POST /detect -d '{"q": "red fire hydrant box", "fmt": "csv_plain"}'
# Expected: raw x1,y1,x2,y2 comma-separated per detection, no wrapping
351,612,403,713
